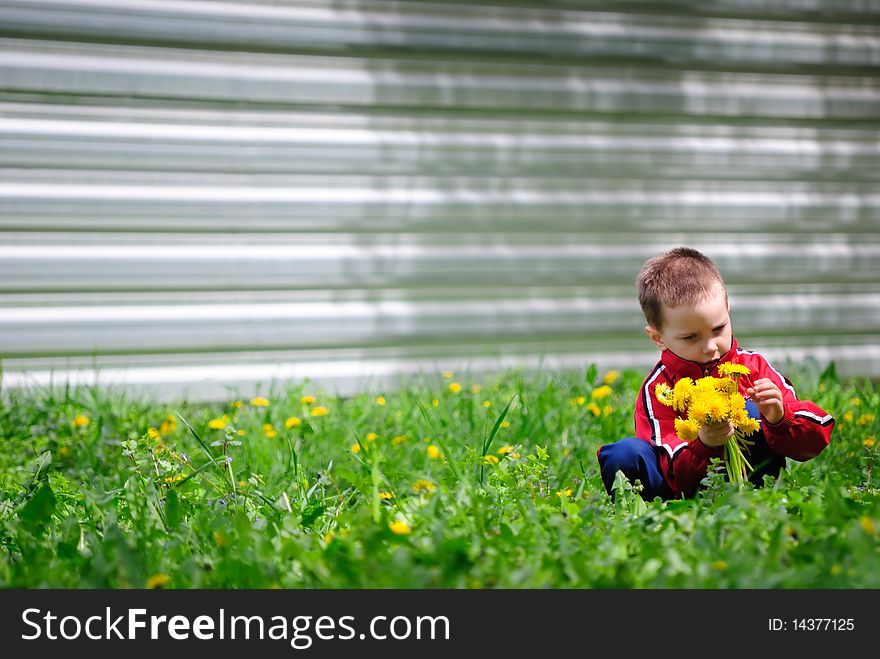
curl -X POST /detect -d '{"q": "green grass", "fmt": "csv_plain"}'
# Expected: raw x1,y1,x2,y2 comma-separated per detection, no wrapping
0,360,877,588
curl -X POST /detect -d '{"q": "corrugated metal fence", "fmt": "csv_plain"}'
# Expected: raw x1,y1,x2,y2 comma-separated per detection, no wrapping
1,0,879,401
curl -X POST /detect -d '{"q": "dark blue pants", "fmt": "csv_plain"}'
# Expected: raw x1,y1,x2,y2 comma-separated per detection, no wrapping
597,401,785,500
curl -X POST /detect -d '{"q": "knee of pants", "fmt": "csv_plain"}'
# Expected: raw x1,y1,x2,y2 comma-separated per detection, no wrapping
597,437,654,475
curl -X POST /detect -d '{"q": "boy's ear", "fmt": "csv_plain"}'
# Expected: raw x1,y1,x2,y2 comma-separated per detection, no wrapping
645,325,665,350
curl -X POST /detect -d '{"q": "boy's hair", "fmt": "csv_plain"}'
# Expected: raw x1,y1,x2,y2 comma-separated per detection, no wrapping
637,247,726,330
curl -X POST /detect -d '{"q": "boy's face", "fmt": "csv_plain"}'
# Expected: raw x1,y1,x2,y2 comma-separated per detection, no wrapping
645,283,732,365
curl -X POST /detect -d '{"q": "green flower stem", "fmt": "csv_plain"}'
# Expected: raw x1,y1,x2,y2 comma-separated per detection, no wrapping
724,431,754,485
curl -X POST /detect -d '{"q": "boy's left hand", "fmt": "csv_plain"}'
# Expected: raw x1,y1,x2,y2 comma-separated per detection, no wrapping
746,378,784,425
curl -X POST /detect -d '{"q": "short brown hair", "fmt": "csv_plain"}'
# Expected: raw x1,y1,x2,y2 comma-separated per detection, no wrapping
637,247,726,330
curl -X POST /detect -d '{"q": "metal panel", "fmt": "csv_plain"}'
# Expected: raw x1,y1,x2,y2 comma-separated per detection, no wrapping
1,0,879,400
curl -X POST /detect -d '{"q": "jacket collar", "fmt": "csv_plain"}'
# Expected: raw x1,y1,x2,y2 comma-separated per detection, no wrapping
660,335,740,380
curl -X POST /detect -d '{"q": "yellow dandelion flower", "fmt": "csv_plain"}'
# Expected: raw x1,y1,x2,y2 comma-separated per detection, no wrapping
251,397,269,407
864,437,876,448
237,429,245,436
483,455,500,465
375,395,386,406
718,378,737,395
844,411,854,423
449,382,462,394
351,442,365,453
587,402,602,417
412,479,436,494
675,418,701,442
146,574,171,589
442,370,454,379
238,480,246,488
366,432,379,442
830,564,842,576
231,400,243,409
160,416,177,434
432,399,440,407
849,397,862,407
858,414,875,426
736,415,761,436
58,446,71,459
718,363,750,377
426,444,442,459
576,396,586,405
860,516,876,535
323,532,335,545
500,420,510,428
655,383,673,406
555,488,573,497
591,385,612,400
301,395,316,405
391,434,407,446
208,417,227,430
497,445,514,455
73,414,90,427
705,394,730,423
483,400,492,408
147,427,161,440
379,491,394,500
711,560,728,571
602,370,619,384
285,416,302,429
310,406,329,417
603,405,613,416
389,521,412,535
263,424,277,439
685,392,713,424
471,384,482,393
672,378,695,412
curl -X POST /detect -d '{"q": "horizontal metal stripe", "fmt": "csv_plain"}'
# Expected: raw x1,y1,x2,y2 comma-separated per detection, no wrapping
2,240,878,291
2,231,876,246
4,281,880,308
3,338,879,401
6,148,876,181
1,0,877,70
2,118,878,179
1,293,877,356
1,39,878,117
4,332,877,371
4,101,878,139
4,116,878,153
1,180,876,206
588,0,880,21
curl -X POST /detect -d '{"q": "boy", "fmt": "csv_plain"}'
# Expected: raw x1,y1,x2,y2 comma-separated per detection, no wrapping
597,247,834,500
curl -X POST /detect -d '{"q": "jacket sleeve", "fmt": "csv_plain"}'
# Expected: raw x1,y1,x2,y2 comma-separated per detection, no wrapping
635,375,724,499
750,357,834,461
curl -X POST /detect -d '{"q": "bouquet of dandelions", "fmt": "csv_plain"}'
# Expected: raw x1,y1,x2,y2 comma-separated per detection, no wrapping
654,363,761,484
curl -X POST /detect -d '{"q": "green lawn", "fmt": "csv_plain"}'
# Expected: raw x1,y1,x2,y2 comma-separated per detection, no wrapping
1,361,877,588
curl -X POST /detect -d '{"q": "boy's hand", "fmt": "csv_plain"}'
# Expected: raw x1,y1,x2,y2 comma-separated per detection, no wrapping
746,378,784,424
698,420,734,449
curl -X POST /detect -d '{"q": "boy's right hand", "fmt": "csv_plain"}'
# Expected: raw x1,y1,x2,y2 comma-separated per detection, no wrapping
698,420,734,449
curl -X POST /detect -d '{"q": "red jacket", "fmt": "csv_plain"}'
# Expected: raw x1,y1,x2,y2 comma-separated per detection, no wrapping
635,336,834,498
